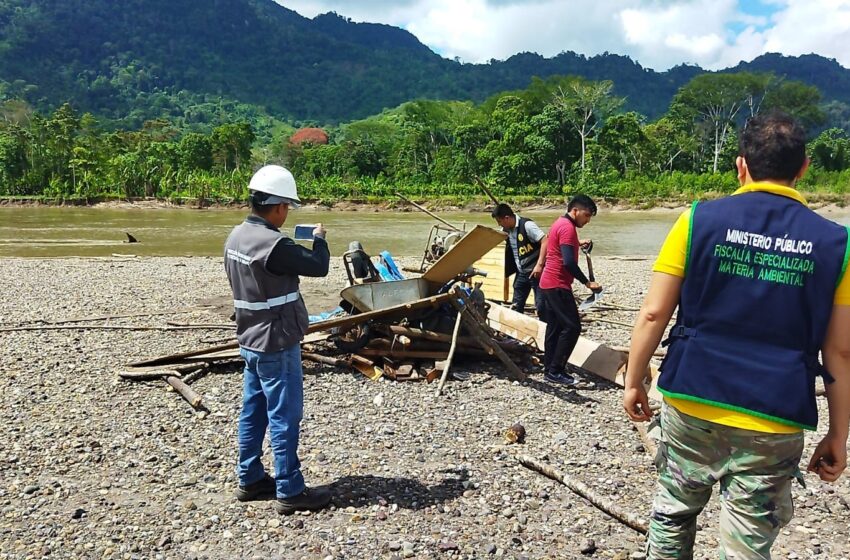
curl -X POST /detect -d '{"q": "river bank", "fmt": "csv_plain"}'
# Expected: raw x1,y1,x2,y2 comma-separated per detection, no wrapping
3,191,850,214
1,256,847,559
0,194,688,213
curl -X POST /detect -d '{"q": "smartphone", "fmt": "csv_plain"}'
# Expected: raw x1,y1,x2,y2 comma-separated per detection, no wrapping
294,224,317,240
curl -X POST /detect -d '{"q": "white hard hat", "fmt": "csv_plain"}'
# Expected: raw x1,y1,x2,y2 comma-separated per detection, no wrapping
248,165,301,207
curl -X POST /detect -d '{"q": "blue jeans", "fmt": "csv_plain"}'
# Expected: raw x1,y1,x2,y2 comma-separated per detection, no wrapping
512,272,543,316
238,345,305,499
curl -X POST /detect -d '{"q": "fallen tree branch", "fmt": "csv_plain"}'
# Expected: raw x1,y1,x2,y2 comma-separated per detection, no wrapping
180,368,209,385
583,317,634,329
118,361,209,380
518,454,648,535
1,324,234,333
165,376,204,409
118,369,182,381
302,352,349,368
1,307,209,327
436,308,464,396
166,321,235,329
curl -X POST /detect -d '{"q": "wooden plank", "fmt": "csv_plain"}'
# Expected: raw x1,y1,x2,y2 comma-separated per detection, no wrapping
306,292,453,334
422,225,507,285
128,332,329,367
473,244,535,306
487,303,546,350
357,348,453,360
485,303,659,399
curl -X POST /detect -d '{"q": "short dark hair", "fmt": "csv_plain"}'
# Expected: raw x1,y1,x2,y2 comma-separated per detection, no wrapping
491,203,514,219
739,111,807,182
568,194,597,216
249,191,278,216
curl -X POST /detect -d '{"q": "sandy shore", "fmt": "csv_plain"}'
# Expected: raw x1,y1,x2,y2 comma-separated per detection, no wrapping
1,256,847,559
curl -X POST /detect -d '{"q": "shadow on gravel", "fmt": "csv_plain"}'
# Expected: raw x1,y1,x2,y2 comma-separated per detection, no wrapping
522,377,600,405
328,468,469,510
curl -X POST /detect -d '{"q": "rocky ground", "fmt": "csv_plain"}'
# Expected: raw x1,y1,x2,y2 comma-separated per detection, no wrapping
1,256,848,560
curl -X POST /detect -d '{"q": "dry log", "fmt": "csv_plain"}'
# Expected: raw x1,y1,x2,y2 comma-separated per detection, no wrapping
302,352,349,368
582,317,634,329
436,308,464,396
0,324,234,333
596,302,640,312
118,369,182,381
166,321,235,329
2,307,206,328
518,454,648,535
165,376,204,409
119,361,208,380
180,368,208,385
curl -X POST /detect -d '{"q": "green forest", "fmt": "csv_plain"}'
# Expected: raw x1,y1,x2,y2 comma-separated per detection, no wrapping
1,0,850,206
2,71,850,206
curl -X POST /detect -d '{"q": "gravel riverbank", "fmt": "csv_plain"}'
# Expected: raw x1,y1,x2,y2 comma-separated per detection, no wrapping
1,256,848,560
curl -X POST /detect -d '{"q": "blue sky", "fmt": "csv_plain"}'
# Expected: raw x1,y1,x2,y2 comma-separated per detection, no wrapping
279,0,850,70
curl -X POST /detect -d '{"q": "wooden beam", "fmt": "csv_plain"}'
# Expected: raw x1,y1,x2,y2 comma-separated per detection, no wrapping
306,292,454,335
485,303,661,399
449,288,525,381
436,309,464,396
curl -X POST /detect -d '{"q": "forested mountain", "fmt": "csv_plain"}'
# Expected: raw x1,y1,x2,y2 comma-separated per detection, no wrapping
0,0,847,127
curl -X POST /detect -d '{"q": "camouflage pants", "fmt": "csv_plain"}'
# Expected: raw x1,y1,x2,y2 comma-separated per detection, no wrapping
647,404,804,560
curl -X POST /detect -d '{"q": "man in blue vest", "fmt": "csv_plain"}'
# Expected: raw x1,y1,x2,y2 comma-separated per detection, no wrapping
224,165,332,515
623,112,850,558
491,204,547,315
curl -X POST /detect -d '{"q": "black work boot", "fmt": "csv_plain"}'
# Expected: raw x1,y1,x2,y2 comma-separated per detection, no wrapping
234,474,276,502
274,487,332,515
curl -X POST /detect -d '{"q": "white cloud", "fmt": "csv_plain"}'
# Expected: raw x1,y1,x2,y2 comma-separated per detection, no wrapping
762,0,850,65
278,0,850,70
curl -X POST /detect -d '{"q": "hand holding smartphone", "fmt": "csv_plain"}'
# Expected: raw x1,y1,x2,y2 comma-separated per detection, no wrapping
294,224,317,240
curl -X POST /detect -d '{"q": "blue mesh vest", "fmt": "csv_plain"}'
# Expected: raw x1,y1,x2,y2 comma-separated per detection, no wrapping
658,191,850,430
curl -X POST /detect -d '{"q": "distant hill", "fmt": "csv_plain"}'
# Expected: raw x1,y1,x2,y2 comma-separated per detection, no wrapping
0,0,847,126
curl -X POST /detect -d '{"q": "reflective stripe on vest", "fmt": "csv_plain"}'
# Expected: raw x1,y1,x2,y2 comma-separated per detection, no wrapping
233,291,300,310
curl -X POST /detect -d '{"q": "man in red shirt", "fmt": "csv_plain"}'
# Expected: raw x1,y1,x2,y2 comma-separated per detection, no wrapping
539,195,602,384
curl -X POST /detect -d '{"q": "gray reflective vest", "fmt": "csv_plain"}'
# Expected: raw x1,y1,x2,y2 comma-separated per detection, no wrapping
224,219,309,352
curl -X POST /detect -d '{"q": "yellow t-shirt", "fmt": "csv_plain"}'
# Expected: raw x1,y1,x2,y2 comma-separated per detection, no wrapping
653,182,850,433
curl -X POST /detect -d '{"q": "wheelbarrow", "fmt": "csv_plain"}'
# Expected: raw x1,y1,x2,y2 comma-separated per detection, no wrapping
332,278,437,352
340,278,432,313
330,225,507,351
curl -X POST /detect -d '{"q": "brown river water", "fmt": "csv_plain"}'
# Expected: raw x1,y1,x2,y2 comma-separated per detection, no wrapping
3,205,850,258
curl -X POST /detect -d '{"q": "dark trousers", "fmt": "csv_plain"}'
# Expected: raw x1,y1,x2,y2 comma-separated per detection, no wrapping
512,272,543,316
541,287,581,375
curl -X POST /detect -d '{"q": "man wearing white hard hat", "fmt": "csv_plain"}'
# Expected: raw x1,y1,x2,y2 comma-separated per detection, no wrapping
224,165,332,514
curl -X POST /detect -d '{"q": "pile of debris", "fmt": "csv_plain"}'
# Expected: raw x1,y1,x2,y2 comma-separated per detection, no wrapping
117,223,659,414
